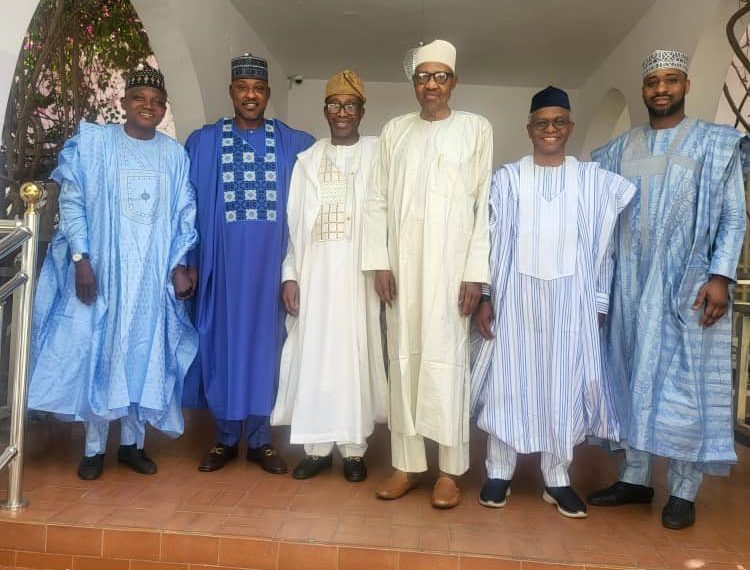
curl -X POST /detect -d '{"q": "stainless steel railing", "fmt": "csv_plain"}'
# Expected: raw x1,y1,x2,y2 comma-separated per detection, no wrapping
0,182,41,510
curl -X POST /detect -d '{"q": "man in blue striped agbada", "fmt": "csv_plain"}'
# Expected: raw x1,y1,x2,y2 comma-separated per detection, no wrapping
472,86,635,519
587,50,747,530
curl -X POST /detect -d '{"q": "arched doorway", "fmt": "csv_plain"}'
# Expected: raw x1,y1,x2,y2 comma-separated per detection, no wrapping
580,88,630,160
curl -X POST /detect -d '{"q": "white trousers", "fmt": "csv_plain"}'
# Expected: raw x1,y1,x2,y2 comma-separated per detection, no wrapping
486,435,570,487
390,431,469,476
304,442,367,458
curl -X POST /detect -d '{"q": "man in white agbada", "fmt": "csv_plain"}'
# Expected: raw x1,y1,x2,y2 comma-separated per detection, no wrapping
272,70,387,482
363,39,492,509
471,86,635,518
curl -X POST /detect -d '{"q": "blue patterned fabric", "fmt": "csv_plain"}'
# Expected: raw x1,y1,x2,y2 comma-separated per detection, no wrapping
593,119,746,474
221,118,278,223
28,123,198,436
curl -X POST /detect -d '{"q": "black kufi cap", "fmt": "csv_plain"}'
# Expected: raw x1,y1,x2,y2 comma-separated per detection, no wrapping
125,64,166,94
530,85,570,113
231,53,269,82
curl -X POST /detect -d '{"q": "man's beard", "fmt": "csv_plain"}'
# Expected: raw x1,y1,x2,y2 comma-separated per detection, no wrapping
646,95,685,118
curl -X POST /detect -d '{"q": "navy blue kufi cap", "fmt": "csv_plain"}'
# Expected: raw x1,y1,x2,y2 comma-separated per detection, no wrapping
232,53,269,82
125,64,166,94
530,85,570,113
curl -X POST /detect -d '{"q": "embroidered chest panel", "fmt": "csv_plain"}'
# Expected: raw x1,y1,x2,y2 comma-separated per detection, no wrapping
314,155,351,241
221,118,278,223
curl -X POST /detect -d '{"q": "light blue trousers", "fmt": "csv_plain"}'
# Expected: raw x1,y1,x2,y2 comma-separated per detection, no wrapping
620,446,703,502
84,410,145,457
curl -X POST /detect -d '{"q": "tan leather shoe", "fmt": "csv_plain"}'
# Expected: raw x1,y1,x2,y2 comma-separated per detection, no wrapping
432,476,461,509
375,470,419,500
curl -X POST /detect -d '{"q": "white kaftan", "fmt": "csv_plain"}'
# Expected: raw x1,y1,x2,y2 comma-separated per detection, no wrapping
362,111,492,448
273,137,387,445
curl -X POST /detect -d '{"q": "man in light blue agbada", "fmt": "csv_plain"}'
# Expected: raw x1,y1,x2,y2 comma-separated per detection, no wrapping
588,50,747,530
28,65,199,481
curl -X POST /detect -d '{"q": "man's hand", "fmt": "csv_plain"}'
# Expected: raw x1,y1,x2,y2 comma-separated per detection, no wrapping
186,265,198,292
282,280,300,316
172,265,195,300
75,259,97,305
598,313,607,328
459,282,481,316
693,275,730,328
474,299,495,340
375,270,397,306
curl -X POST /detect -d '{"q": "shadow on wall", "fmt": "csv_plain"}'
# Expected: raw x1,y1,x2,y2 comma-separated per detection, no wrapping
581,88,631,160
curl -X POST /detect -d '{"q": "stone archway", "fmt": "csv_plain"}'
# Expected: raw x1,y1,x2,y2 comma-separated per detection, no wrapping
580,88,630,159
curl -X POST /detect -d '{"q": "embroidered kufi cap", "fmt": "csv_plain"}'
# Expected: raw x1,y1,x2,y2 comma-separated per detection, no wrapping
412,39,456,74
125,64,166,94
325,69,366,103
530,85,571,113
641,50,689,77
232,53,269,82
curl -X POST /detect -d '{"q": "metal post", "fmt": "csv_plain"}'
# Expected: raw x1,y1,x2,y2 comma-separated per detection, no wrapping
2,182,41,510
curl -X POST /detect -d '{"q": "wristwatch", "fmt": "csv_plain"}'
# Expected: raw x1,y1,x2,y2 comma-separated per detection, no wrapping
71,252,90,263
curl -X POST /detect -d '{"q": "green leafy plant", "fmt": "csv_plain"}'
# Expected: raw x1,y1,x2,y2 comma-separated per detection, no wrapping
1,0,153,218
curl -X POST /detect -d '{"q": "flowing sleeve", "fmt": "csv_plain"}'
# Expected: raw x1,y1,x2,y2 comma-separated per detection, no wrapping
169,146,198,271
362,122,392,271
53,127,91,255
462,118,492,283
709,144,746,280
282,161,305,282
594,168,636,313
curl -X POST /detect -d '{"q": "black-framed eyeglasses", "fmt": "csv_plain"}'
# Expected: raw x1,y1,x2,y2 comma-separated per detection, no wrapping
413,71,454,85
325,102,361,115
530,118,572,131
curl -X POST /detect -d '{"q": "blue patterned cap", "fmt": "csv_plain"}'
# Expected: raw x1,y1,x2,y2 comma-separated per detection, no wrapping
125,64,166,94
231,53,269,82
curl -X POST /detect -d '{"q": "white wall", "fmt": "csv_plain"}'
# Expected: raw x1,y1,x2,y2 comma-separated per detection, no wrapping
0,3,39,140
287,78,581,166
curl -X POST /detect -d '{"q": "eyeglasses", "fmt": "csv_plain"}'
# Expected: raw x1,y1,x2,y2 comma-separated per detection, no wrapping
413,71,454,85
325,102,361,115
530,118,572,131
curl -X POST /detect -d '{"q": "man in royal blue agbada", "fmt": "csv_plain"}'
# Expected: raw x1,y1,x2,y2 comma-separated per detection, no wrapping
185,54,314,474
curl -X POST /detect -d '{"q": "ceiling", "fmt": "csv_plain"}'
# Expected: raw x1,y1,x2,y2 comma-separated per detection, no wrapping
228,0,658,87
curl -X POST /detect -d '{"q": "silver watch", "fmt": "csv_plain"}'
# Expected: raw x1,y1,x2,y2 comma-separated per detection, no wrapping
72,252,89,263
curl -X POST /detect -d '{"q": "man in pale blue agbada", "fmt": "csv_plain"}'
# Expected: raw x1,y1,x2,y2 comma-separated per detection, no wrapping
28,65,199,480
588,50,747,530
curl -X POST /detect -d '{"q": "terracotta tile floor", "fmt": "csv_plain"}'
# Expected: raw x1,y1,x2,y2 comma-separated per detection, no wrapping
1,409,749,569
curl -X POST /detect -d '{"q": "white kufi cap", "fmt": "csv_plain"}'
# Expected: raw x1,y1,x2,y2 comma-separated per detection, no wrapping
641,49,689,77
413,39,456,73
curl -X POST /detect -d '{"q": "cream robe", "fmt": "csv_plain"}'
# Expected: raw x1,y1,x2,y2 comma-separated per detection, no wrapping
273,137,388,444
362,111,492,447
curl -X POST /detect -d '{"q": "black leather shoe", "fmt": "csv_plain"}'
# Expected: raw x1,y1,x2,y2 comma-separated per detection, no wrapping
543,486,587,518
587,481,654,506
293,454,333,479
78,454,105,480
118,444,157,475
342,456,367,482
247,444,288,474
479,478,511,508
662,495,695,530
198,443,238,472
